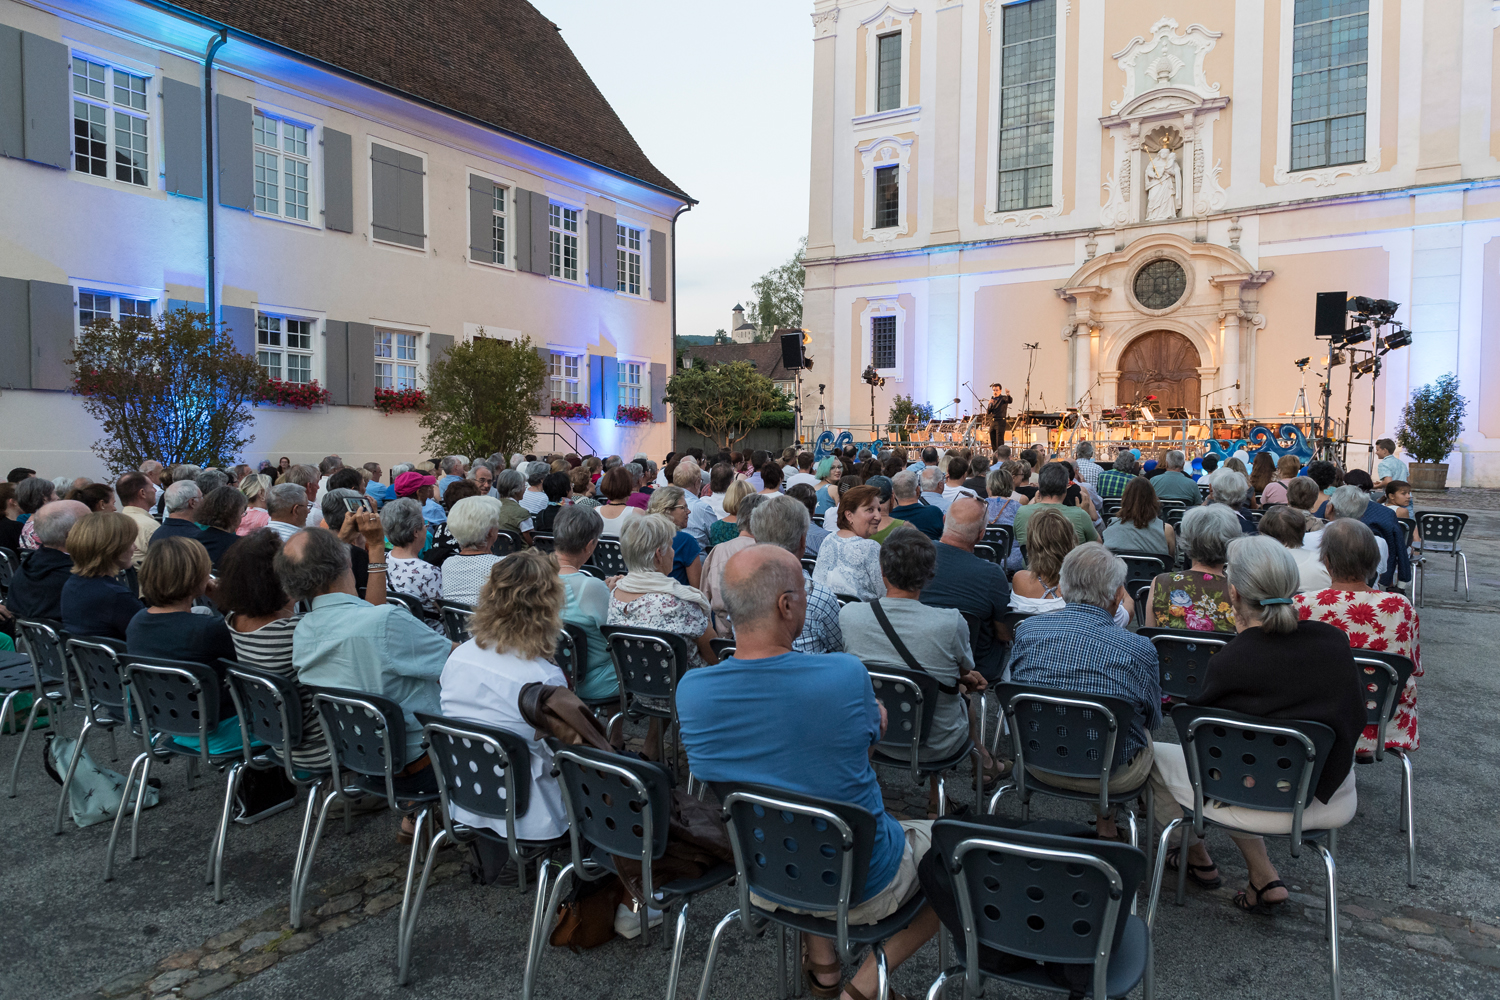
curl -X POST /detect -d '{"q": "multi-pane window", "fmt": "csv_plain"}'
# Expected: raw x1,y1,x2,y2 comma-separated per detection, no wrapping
874,166,900,229
618,362,643,409
550,352,581,404
375,330,419,390
491,186,507,262
72,57,149,186
1291,0,1369,171
871,315,897,370
549,204,579,280
78,292,152,331
252,110,312,221
257,315,315,384
997,0,1056,212
617,225,643,294
876,33,902,112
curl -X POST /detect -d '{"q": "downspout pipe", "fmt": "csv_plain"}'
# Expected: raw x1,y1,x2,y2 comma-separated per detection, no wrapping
669,202,691,452
202,29,227,322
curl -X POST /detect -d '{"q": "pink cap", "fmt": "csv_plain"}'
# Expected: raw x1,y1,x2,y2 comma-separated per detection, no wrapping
393,471,437,497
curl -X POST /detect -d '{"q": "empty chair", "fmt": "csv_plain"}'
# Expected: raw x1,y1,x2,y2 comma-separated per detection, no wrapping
1136,628,1229,703
1414,511,1468,604
867,667,983,816
1352,652,1418,886
923,818,1153,1000
588,538,628,576
56,637,130,834
9,618,73,797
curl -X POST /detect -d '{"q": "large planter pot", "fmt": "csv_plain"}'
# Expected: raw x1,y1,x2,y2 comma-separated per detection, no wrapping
1407,462,1448,491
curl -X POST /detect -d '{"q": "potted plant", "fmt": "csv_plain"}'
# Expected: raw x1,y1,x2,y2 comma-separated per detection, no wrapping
886,395,933,442
1395,373,1467,491
550,400,591,421
616,404,653,425
374,386,430,414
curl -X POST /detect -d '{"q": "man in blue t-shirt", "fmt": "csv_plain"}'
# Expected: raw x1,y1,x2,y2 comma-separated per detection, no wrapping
676,545,938,1000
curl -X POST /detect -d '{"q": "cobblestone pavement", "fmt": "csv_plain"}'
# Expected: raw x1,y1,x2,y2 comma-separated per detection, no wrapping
4,514,1498,1000
1413,488,1500,512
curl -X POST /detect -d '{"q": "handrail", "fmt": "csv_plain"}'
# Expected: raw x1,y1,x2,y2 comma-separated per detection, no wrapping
535,416,597,457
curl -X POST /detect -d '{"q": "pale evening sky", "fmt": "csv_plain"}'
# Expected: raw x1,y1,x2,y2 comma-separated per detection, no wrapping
531,0,813,340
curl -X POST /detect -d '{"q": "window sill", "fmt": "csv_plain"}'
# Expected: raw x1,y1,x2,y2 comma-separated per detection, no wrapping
372,235,429,255
253,210,322,231
547,274,583,287
468,256,515,272
851,105,921,129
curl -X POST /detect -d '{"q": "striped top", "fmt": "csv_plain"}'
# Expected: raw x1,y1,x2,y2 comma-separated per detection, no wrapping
227,614,330,770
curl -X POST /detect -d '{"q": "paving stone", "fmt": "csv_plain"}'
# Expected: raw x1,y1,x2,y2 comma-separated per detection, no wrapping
318,874,367,897
358,861,401,880
1458,946,1500,969
278,932,319,955
1400,905,1467,928
149,969,197,994
1382,916,1437,934
1341,903,1381,921
317,913,361,934
1356,922,1400,943
1406,934,1457,956
100,970,154,997
1286,891,1324,908
238,931,280,953
197,952,236,972
315,892,362,917
433,861,463,880
298,893,328,912
230,953,279,976
180,973,237,1000
363,877,396,895
203,928,247,951
244,907,288,933
157,949,203,971
1472,922,1500,941
363,891,403,916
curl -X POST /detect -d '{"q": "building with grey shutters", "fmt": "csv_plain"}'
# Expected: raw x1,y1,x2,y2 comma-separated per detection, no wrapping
0,0,691,477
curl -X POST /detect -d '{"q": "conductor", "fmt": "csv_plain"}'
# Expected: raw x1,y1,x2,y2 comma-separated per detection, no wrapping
986,383,1012,449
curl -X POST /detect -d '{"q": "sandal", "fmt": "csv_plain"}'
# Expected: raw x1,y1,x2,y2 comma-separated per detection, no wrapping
843,981,910,1000
1234,879,1288,914
980,754,1013,796
801,954,843,999
1165,846,1223,890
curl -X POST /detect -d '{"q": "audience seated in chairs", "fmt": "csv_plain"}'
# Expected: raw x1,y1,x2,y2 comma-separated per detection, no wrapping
115,473,158,567
1011,508,1133,627
1011,462,1098,547
0,481,20,553
15,476,58,550
493,468,536,543
1009,542,1160,840
842,527,1007,810
194,486,248,569
1287,475,1328,536
920,496,1013,680
1149,449,1202,508
671,459,716,545
811,485,888,602
677,544,940,1000
439,549,569,866
784,483,830,557
5,500,86,621
264,483,311,543
594,466,641,539
1295,518,1422,757
551,505,618,702
1302,461,1339,518
61,511,144,641
1324,484,1409,590
532,471,571,534
1208,469,1258,535
747,494,843,654
237,473,272,536
1259,454,1302,507
1256,505,1331,593
1143,503,1240,632
215,528,330,770
67,481,116,512
645,486,703,589
888,471,944,540
1102,475,1176,561
278,523,445,838
381,498,443,631
707,478,754,547
439,495,505,606
1149,535,1364,913
151,480,204,546
698,493,766,623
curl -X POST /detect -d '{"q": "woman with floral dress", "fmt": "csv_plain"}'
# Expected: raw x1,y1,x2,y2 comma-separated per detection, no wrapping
1295,518,1422,754
1145,504,1241,632
380,498,444,632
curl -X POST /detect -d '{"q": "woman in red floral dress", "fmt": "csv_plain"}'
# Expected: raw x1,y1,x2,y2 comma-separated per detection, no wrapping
1295,519,1421,754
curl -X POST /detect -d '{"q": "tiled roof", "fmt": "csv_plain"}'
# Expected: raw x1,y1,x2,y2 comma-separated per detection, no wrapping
170,0,689,199
683,340,794,381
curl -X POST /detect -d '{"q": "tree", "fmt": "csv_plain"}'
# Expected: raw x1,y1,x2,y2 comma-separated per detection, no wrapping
745,236,806,340
664,360,782,450
68,307,265,474
419,332,547,459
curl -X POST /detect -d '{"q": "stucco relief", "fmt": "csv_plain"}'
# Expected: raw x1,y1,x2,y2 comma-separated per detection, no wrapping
1110,18,1223,111
811,8,839,39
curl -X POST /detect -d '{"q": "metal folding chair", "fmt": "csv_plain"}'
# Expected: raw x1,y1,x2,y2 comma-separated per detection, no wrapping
56,637,130,834
1112,555,1165,628
1137,628,1230,703
1352,652,1418,886
531,532,556,553
983,524,1014,563
9,618,73,797
867,667,983,816
600,625,690,771
385,591,426,618
551,623,589,691
0,546,16,598
834,593,862,607
801,556,819,574
1414,511,1468,604
439,600,475,643
588,538,628,576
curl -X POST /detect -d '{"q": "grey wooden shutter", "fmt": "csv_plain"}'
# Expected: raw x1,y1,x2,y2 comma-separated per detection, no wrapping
323,128,353,232
649,230,667,301
601,355,619,418
586,211,604,288
28,280,74,390
469,175,495,263
162,78,202,198
428,332,454,365
529,191,550,275
597,213,615,289
533,345,551,415
371,144,425,248
324,320,349,405
0,276,31,388
218,304,255,355
588,355,604,416
347,322,375,406
511,188,531,272
0,27,22,161
216,95,253,210
21,32,68,169
649,362,667,423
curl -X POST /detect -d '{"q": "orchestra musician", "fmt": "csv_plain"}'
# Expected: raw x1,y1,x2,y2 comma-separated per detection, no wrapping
986,383,1012,449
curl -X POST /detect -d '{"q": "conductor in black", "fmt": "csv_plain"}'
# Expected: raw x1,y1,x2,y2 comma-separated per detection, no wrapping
986,383,1012,448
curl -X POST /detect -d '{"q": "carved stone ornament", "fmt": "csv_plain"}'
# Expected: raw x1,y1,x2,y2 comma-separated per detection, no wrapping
1110,18,1222,112
811,6,839,39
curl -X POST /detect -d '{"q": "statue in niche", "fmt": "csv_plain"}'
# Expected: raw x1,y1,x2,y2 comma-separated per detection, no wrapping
1144,146,1182,221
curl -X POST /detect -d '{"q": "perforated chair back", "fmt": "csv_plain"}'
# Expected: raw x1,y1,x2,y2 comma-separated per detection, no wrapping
223,661,305,774
933,819,1147,1000
310,686,406,806
983,525,1014,562
1415,511,1466,550
1115,554,1166,596
1197,484,1212,501
1171,704,1335,846
17,618,70,690
553,623,590,690
599,625,689,717
1352,652,1416,762
998,610,1033,643
867,668,938,761
709,637,737,660
1395,517,1415,551
995,684,1136,814
386,592,425,618
416,712,532,857
716,782,878,960
589,538,628,576
972,543,998,564
1138,628,1229,702
0,546,15,595
439,601,474,643
1158,499,1188,514
66,637,129,724
531,532,556,553
553,744,672,900
801,556,818,574
123,656,223,763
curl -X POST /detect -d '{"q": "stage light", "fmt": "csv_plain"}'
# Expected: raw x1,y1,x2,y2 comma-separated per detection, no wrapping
1294,356,1311,370
1338,325,1372,346
1347,295,1400,322
1380,328,1413,350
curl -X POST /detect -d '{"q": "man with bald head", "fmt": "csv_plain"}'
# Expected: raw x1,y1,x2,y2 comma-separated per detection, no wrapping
5,500,89,621
677,545,939,1000
919,495,1012,681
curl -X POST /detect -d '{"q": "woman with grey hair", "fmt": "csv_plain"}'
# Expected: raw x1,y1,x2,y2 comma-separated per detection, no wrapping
492,467,535,542
382,497,443,630
439,495,504,606
646,485,703,588
1150,535,1364,913
16,475,57,550
1144,502,1240,631
553,505,617,701
1209,468,1258,534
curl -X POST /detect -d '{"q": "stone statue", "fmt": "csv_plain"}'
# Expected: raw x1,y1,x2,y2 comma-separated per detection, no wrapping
1144,146,1182,221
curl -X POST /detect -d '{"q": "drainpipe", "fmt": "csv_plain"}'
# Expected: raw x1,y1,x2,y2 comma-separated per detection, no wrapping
669,202,691,452
201,30,227,321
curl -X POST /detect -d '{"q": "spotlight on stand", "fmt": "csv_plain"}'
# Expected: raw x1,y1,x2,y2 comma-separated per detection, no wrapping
1294,356,1311,371
861,365,886,388
1380,328,1413,351
1338,324,1372,346
1353,356,1381,379
1347,296,1401,323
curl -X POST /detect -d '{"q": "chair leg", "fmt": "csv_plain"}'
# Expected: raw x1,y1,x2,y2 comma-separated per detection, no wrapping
290,787,341,929
1395,750,1416,886
1312,840,1341,1000
1459,551,1469,601
936,774,947,818
397,817,445,986
127,755,154,860
210,762,246,901
695,908,741,1000
874,942,890,1000
289,780,324,929
925,970,955,1000
665,897,693,1000
53,718,94,834
104,751,148,881
1145,818,1181,928
986,782,1015,816
7,692,46,797
524,861,575,1000
792,928,804,998
776,924,788,1000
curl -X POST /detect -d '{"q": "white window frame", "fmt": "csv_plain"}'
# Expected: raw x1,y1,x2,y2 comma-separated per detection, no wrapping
492,185,508,265
861,7,915,115
251,106,319,226
548,201,581,282
75,285,157,333
617,359,645,410
375,327,422,390
981,0,1067,227
256,313,318,385
70,48,153,190
860,295,907,381
1273,0,1383,188
616,222,644,296
857,135,913,242
549,350,583,404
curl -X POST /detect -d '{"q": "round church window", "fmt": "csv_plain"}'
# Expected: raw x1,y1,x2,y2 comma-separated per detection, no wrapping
1133,259,1187,310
